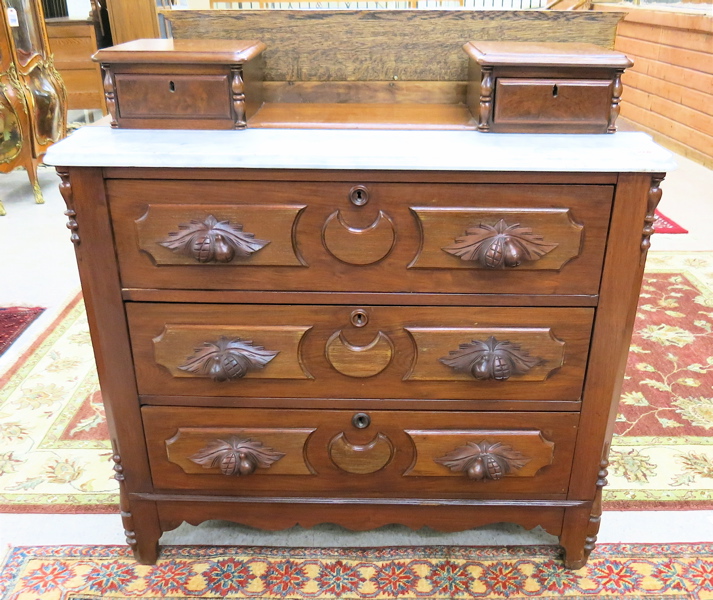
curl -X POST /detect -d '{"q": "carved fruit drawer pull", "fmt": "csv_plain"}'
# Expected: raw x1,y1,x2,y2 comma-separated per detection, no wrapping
160,215,269,263
189,436,285,476
442,219,557,268
179,336,279,381
440,336,542,381
435,441,530,481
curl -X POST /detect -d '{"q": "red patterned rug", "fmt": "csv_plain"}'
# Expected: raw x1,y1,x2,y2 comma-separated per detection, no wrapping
655,210,688,234
2,543,713,598
0,306,44,356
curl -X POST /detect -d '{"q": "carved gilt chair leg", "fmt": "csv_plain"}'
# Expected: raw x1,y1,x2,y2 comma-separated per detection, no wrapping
0,199,6,216
25,156,44,205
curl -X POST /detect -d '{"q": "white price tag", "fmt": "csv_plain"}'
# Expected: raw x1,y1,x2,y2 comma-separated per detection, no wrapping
7,7,19,27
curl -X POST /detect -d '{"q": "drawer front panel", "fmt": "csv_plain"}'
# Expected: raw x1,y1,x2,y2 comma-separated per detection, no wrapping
143,406,578,497
109,179,613,295
128,304,593,401
115,74,232,120
134,204,306,267
494,79,611,126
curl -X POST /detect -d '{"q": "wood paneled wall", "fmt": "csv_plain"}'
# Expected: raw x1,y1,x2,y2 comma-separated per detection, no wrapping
106,0,159,44
595,4,713,168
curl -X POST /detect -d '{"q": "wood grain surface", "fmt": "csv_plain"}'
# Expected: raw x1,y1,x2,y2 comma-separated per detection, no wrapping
494,78,612,126
162,10,624,82
463,41,633,68
142,406,578,497
328,432,395,474
405,326,565,382
164,426,316,476
405,429,554,477
93,39,266,64
261,81,468,104
154,499,569,537
152,324,313,380
249,103,476,129
127,303,593,402
135,203,306,267
410,207,583,271
108,178,613,296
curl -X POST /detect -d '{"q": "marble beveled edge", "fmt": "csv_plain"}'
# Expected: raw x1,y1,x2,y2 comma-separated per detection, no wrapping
43,128,678,173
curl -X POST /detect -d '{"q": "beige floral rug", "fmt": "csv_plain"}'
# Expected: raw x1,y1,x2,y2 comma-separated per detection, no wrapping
0,294,117,512
0,252,711,512
607,251,713,508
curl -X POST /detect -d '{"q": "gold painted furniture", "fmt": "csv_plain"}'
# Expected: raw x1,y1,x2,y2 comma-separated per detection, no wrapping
0,0,66,215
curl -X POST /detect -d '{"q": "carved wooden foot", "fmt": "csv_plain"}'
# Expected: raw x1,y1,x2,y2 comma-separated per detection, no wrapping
124,498,162,565
560,458,608,569
112,444,162,564
563,550,588,570
133,531,161,565
559,505,589,569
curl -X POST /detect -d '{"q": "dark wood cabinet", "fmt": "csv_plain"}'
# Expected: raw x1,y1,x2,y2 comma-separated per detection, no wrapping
93,39,266,129
48,135,669,568
464,42,632,133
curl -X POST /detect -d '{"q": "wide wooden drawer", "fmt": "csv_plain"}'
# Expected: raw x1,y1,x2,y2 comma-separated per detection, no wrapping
143,406,579,498
109,179,613,295
128,304,593,401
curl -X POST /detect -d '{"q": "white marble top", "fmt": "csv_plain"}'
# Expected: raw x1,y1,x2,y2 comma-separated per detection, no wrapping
44,126,676,173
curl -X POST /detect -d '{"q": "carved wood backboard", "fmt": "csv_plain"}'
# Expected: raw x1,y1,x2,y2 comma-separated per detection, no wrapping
161,10,625,83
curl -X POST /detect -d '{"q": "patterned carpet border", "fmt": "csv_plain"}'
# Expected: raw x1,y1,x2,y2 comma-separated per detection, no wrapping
0,306,44,357
654,210,688,234
1,543,712,599
0,293,80,386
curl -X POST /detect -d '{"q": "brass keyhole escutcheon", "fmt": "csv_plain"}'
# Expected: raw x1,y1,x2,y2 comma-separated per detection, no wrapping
552,84,558,98
169,80,176,93
349,185,369,206
350,309,368,328
352,412,371,429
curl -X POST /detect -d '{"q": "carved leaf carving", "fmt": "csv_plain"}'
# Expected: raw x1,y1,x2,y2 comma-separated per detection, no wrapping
189,436,285,476
160,215,269,263
179,337,279,382
440,336,542,381
435,440,531,481
442,219,558,268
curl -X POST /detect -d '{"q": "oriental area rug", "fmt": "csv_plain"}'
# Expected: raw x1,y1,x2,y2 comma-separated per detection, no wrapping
0,252,711,513
654,210,688,234
0,306,44,356
1,543,712,599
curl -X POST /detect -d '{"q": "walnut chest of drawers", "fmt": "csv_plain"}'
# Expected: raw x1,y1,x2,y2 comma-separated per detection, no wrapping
46,127,674,569
464,42,633,134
